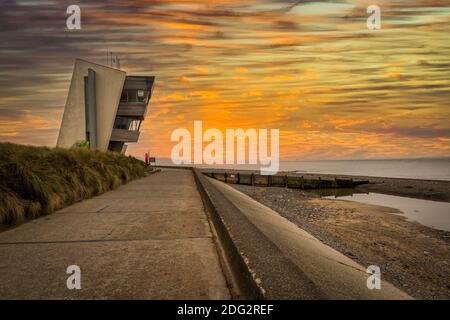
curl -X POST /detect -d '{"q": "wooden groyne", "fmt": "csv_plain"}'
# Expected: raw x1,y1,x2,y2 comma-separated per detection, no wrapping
203,171,368,189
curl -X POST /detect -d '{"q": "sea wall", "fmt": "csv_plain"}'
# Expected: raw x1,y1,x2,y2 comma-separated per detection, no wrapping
202,171,368,189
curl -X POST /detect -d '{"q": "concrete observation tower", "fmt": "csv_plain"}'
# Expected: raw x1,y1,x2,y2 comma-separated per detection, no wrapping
57,59,155,154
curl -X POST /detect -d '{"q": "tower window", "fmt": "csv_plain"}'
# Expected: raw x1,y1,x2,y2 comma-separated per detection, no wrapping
114,117,141,131
120,90,148,103
137,90,146,102
128,91,137,102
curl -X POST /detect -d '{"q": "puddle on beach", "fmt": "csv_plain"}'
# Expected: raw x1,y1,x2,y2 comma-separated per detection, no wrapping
320,190,450,232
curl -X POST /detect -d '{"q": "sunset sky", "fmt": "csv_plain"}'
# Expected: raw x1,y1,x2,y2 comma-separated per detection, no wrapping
0,0,449,160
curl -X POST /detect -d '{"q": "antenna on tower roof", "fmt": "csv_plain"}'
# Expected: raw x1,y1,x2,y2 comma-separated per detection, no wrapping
105,49,121,69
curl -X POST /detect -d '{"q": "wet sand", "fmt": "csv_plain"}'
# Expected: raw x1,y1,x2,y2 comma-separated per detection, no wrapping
297,173,450,202
231,183,450,300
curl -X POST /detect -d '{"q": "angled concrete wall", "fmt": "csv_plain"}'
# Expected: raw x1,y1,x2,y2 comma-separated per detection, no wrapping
57,59,126,151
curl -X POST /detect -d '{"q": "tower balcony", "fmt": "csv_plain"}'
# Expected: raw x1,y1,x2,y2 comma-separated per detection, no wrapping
116,102,147,118
110,128,140,143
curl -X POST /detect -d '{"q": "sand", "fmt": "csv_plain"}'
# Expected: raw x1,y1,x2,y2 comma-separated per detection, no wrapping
231,183,450,300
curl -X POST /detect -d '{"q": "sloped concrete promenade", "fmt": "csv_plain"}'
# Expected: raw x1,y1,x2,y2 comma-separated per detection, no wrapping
206,177,411,299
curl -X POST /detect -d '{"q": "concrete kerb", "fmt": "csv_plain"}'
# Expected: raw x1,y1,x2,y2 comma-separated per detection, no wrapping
147,168,162,175
192,168,264,299
192,168,326,299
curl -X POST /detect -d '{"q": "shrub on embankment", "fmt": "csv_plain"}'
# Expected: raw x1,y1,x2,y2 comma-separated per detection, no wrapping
0,142,149,225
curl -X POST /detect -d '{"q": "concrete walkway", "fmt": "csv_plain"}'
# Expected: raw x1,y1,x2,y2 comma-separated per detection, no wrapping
0,169,230,299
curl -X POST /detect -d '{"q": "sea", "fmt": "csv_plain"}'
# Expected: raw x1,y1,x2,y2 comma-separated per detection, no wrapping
279,158,450,181
156,158,450,181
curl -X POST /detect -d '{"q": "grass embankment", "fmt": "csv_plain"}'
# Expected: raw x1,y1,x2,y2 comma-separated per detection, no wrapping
0,142,149,225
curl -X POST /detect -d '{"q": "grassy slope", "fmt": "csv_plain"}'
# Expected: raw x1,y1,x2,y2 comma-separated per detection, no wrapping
0,142,149,225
